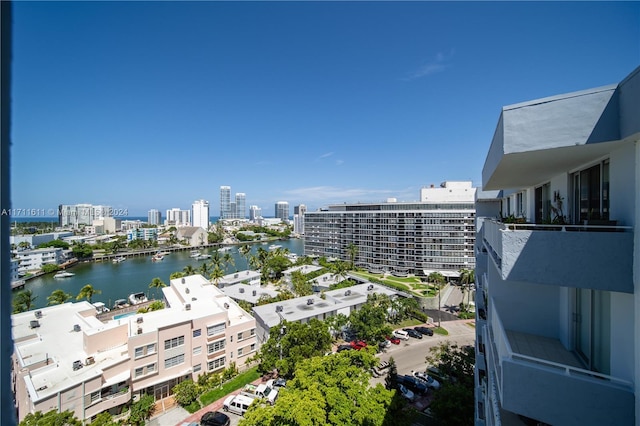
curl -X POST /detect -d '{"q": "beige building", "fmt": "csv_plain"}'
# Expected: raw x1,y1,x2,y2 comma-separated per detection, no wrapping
176,226,208,247
11,274,256,423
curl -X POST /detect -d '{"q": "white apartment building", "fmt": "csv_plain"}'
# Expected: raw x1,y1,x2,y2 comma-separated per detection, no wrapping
126,228,158,242
192,200,210,230
220,186,231,219
11,274,257,423
275,201,289,222
304,182,476,276
293,204,306,235
10,231,73,249
165,208,191,227
217,270,262,288
235,193,246,220
148,209,162,226
14,247,65,273
58,204,113,228
249,205,261,222
475,67,639,425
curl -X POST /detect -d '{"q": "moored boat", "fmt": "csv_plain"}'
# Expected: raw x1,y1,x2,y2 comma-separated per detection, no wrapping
53,271,75,278
128,292,148,305
112,256,126,263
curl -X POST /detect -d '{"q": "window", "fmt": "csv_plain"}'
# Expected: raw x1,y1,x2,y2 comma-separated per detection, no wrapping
250,343,256,352
193,329,201,338
135,367,144,378
165,354,185,369
250,328,255,336
147,363,156,373
164,336,185,350
207,323,225,336
207,339,225,354
193,346,202,355
572,160,610,223
193,363,202,373
146,343,156,355
90,390,100,404
516,192,524,216
237,332,243,341
238,347,243,356
135,347,144,359
207,356,225,371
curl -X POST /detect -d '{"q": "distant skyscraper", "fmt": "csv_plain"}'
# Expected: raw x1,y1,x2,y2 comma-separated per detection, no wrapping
294,204,306,234
148,209,161,225
275,201,289,222
192,200,210,230
165,208,191,226
235,193,246,219
220,186,231,219
58,203,113,228
249,205,261,222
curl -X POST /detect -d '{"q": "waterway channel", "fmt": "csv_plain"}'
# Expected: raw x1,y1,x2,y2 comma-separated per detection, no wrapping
15,239,304,310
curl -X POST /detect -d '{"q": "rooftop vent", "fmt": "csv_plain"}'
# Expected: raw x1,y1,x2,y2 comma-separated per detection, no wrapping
36,385,48,391
136,317,143,324
276,305,283,313
185,303,191,311
34,310,42,319
185,288,190,294
137,327,143,335
307,299,314,305
252,290,257,296
344,290,351,296
73,324,81,332
367,284,374,291
192,297,197,301
72,360,83,371
85,356,95,365
181,278,186,284
224,303,229,309
234,273,239,278
239,288,245,293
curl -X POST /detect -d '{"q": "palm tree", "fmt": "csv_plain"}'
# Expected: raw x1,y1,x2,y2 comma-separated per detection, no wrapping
149,277,166,290
346,243,359,270
47,289,73,306
459,268,476,309
199,261,212,277
77,284,102,304
13,290,37,313
183,264,196,276
210,249,223,270
210,265,225,287
331,260,350,283
223,252,235,271
427,272,446,327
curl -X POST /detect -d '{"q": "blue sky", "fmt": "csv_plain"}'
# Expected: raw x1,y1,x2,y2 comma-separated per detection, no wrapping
10,1,639,218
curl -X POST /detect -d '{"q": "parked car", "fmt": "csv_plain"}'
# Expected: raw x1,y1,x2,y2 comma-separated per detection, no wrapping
386,335,401,345
392,329,409,340
413,371,441,390
398,384,415,402
273,378,286,388
379,340,391,350
378,360,390,370
350,340,367,350
370,368,381,378
337,344,353,352
201,411,231,426
402,328,423,339
414,326,434,336
396,374,429,394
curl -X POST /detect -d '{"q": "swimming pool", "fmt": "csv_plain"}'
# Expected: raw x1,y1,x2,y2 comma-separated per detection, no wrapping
113,312,136,320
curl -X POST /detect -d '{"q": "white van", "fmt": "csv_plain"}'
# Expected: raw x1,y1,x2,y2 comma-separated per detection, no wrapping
393,329,410,340
222,394,256,416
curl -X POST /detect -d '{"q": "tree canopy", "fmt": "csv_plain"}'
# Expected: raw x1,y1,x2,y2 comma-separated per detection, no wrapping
241,350,395,426
19,409,82,426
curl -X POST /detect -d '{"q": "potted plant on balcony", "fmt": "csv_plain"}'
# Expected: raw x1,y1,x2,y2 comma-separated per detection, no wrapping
549,191,567,225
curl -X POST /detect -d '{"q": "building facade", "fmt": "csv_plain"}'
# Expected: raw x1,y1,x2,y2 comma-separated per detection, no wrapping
192,200,210,230
304,182,476,276
126,228,158,242
475,67,639,425
249,205,261,222
148,209,162,226
220,186,232,219
58,204,113,228
14,247,66,273
165,208,191,227
235,193,246,220
275,201,289,222
11,274,257,423
293,204,306,235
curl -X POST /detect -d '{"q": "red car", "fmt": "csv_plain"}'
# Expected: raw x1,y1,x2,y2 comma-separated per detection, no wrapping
350,340,367,350
386,336,401,345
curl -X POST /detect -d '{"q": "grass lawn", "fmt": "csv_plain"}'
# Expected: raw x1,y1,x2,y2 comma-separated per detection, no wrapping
193,367,260,412
432,326,448,336
392,318,423,328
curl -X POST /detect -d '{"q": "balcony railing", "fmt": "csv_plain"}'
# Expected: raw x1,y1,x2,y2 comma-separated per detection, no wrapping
483,219,633,293
488,302,634,425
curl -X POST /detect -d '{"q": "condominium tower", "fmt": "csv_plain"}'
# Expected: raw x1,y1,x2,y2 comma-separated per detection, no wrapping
249,205,261,222
220,186,231,219
475,67,639,425
294,204,307,235
275,201,289,222
192,199,210,230
235,193,246,220
147,209,161,226
304,182,476,276
58,204,113,228
165,208,191,227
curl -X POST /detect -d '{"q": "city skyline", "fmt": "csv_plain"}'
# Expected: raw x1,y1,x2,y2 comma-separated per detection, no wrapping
10,2,639,217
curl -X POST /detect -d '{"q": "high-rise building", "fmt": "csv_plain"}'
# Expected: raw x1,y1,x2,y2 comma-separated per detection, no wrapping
475,67,639,426
147,209,161,225
304,182,475,275
165,208,191,227
293,204,306,235
249,205,261,222
275,201,289,222
235,193,246,219
58,204,113,228
220,186,231,219
192,200,210,230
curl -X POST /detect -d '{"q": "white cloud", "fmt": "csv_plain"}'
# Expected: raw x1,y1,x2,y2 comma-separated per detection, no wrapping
404,50,455,81
335,159,344,166
317,152,334,160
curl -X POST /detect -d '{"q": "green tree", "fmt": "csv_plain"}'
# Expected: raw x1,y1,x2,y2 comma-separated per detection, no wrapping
242,350,393,426
425,342,475,426
199,261,212,277
128,393,155,426
290,270,313,297
170,271,186,279
428,271,447,326
89,412,118,426
172,379,200,407
71,243,93,259
19,409,82,426
147,300,165,311
183,264,196,276
346,242,359,270
13,290,37,313
47,289,73,306
210,265,225,286
76,284,101,304
459,268,476,308
37,240,70,249
239,244,252,267
254,319,332,378
384,357,398,391
148,277,166,290
331,260,350,283
325,313,349,339
41,263,60,274
223,252,235,270
348,295,392,343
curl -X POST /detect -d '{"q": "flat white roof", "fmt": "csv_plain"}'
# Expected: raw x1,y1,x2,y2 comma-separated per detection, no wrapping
221,285,279,304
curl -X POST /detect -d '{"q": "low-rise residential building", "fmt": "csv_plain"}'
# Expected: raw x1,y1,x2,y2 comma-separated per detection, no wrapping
476,67,639,425
14,247,66,273
175,227,208,247
252,283,398,344
126,228,158,242
218,270,261,288
10,232,73,249
282,264,323,284
11,274,257,423
221,285,279,306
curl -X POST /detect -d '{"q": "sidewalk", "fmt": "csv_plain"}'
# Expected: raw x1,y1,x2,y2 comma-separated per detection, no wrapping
149,377,266,426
